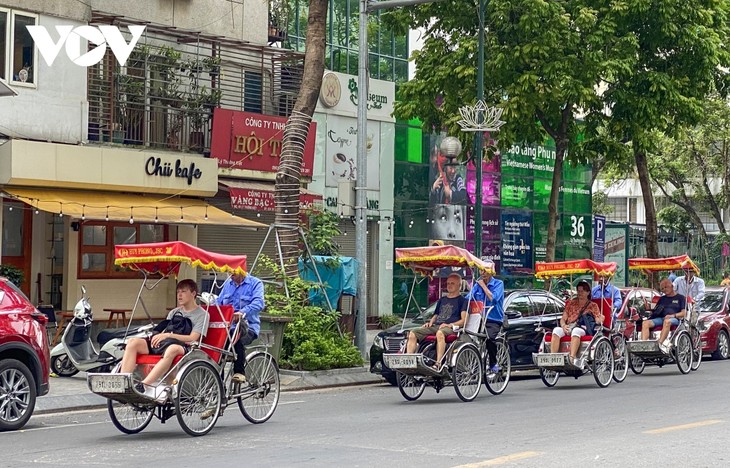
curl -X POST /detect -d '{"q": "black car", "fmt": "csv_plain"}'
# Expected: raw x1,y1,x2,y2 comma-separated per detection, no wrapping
370,289,565,385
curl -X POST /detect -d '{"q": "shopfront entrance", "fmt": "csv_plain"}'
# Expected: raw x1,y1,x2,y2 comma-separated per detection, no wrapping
1,199,32,296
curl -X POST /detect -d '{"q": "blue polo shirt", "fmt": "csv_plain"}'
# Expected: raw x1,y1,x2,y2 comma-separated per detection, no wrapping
215,275,265,336
591,283,623,310
467,276,505,323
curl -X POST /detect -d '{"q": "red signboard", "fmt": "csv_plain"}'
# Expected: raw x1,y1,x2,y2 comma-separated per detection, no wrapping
210,108,316,175
229,187,322,212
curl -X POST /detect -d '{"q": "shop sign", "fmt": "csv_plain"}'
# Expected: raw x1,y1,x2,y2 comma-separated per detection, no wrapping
145,156,202,185
210,109,316,175
348,78,388,110
230,188,322,212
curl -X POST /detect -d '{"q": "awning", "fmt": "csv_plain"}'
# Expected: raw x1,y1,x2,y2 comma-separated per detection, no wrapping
3,187,266,228
220,179,323,212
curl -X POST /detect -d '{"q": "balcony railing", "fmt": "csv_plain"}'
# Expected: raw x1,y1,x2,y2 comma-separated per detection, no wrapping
87,12,304,154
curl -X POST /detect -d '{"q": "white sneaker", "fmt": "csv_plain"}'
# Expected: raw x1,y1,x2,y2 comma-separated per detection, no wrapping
663,339,673,349
658,343,669,354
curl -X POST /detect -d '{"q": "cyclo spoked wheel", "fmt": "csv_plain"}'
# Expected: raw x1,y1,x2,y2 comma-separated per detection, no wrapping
108,399,154,434
396,371,426,401
612,335,629,383
483,340,510,395
451,343,482,402
591,337,615,388
540,368,559,387
690,327,702,371
237,352,281,424
629,352,645,374
175,361,223,436
674,331,692,375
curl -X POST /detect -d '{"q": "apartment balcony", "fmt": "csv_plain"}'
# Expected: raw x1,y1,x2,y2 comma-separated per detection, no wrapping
87,12,304,154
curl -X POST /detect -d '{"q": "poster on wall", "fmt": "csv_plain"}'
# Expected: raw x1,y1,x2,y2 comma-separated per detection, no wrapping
324,116,380,190
427,135,468,245
501,212,533,276
604,224,629,287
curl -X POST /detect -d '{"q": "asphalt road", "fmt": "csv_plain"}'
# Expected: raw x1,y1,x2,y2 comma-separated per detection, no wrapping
4,359,730,467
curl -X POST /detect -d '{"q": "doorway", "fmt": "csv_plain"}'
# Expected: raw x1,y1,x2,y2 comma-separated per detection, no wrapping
2,200,32,297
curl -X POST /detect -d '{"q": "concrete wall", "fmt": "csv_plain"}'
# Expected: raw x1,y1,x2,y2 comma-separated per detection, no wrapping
0,13,87,143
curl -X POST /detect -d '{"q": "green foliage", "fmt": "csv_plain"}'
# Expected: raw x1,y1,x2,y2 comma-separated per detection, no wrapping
256,254,362,370
0,265,23,287
592,192,613,216
657,206,694,235
378,314,401,330
304,210,342,261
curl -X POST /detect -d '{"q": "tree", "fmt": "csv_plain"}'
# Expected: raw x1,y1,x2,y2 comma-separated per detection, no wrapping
275,0,327,276
389,0,632,263
598,0,730,262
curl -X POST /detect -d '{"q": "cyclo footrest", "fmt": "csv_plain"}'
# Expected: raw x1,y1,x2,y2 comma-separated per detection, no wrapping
626,340,664,356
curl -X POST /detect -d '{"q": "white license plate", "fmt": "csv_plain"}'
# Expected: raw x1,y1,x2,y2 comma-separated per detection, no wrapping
90,375,127,393
536,354,565,366
386,355,417,369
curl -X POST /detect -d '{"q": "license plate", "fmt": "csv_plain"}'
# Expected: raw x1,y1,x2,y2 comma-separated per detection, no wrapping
90,375,127,393
385,355,417,369
536,354,565,366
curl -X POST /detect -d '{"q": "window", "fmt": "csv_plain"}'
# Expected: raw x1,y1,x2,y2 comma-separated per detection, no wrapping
606,197,628,223
506,294,533,318
530,293,562,316
79,222,167,278
0,9,37,85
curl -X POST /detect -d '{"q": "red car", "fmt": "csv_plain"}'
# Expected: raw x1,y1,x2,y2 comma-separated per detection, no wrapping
0,277,50,431
696,287,730,360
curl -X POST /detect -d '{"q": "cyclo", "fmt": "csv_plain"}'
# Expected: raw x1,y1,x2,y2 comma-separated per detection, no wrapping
624,255,700,375
532,259,626,388
87,241,280,436
383,244,511,402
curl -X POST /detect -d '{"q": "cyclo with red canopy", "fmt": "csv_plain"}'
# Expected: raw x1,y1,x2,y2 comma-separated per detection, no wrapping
87,241,280,437
624,255,700,375
383,244,511,402
531,259,625,388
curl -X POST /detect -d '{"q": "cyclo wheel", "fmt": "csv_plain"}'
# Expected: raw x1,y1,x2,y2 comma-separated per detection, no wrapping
237,352,280,424
396,371,425,401
690,327,702,371
591,337,615,388
629,352,645,374
108,399,154,435
674,331,692,375
612,335,629,383
483,339,511,395
540,368,559,387
451,343,482,402
175,361,223,436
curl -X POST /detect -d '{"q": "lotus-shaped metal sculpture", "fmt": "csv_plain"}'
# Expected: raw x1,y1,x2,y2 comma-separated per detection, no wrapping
456,100,505,132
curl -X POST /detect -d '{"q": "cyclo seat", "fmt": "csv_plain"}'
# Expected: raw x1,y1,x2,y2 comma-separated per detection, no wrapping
135,304,234,366
544,298,613,343
421,311,483,344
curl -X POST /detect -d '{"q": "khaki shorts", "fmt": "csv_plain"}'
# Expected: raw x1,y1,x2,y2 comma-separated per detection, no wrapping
410,324,458,342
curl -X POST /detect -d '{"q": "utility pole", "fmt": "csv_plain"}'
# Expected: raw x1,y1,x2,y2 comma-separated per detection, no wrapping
474,0,486,258
355,0,445,356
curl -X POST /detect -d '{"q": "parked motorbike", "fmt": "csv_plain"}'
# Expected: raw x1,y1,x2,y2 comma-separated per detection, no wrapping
50,286,153,377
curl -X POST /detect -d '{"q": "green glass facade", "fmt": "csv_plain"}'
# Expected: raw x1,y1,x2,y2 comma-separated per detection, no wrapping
285,0,409,83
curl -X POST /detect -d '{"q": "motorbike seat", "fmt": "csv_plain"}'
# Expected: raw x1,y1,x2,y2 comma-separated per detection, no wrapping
97,326,148,345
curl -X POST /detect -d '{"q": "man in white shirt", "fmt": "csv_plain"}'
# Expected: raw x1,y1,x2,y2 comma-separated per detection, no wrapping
672,270,705,302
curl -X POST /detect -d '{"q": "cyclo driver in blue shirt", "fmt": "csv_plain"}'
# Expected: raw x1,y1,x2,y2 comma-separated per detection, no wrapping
215,272,265,384
591,274,623,313
466,262,505,376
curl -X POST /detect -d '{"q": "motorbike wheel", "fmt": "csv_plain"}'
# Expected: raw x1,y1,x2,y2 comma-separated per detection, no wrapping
108,399,154,434
51,354,79,377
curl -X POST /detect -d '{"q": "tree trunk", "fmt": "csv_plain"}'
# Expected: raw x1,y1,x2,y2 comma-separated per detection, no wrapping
635,147,659,258
546,140,566,264
274,0,327,278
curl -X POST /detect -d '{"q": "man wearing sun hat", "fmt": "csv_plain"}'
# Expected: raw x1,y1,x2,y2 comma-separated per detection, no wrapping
467,258,504,376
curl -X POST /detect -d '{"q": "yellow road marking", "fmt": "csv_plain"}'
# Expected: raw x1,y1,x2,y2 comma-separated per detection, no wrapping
452,451,542,467
643,419,723,434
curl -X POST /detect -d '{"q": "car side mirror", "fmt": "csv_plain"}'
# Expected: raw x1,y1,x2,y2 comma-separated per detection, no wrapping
507,311,522,319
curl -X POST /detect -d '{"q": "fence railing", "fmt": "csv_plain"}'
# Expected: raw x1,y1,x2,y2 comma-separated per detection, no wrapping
87,13,304,154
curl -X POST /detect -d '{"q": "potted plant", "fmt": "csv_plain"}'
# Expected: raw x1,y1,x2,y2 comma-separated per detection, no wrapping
268,0,289,41
183,56,222,151
147,45,184,149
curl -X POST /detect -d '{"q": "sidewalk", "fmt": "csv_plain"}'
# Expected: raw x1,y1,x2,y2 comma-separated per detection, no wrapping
36,329,385,414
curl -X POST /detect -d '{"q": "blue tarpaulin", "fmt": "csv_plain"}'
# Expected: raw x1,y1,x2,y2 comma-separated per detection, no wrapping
298,256,359,309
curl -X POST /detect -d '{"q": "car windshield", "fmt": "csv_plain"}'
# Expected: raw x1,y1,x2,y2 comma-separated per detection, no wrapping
696,291,725,313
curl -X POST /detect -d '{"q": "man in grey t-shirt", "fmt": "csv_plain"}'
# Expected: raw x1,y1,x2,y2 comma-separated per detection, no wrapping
120,279,209,393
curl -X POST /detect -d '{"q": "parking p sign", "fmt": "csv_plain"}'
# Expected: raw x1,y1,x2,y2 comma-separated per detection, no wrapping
593,215,606,262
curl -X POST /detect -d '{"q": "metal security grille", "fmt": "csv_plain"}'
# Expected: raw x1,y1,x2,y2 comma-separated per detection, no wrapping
87,13,304,154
